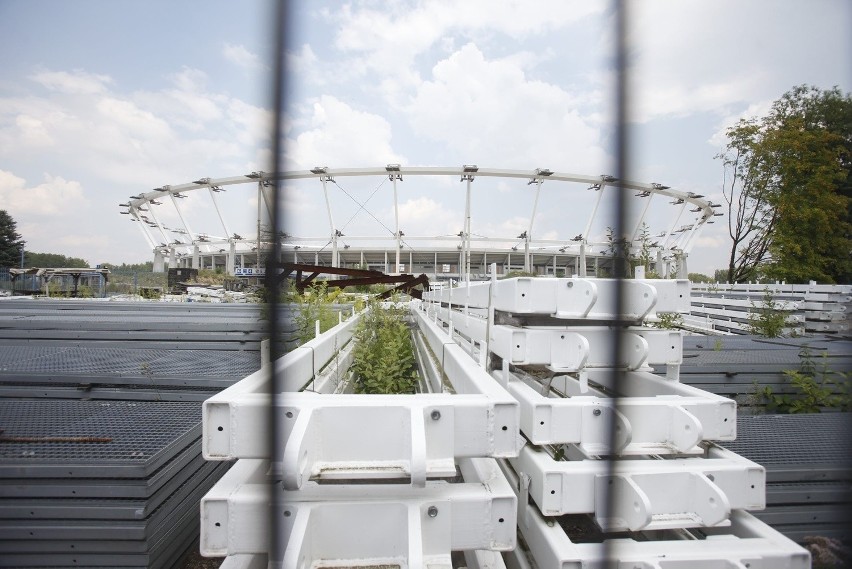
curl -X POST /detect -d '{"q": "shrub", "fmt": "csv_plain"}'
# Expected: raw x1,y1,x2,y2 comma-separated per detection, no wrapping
746,289,788,337
351,301,417,394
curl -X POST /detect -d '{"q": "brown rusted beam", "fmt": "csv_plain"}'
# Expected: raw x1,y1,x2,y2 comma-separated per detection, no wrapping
377,274,429,300
280,263,383,282
319,274,419,288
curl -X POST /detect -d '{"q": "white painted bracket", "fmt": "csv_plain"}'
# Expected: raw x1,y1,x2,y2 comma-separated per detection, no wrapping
488,326,682,371
510,444,765,530
515,502,810,569
500,370,735,454
201,458,516,560
594,471,730,531
423,278,690,320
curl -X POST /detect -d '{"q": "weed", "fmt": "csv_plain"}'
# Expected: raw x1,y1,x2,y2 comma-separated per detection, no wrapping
651,312,683,330
293,282,340,345
746,289,788,338
351,300,417,394
758,348,850,413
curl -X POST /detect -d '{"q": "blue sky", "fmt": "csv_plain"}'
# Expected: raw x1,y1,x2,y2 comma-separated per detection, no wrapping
1,0,849,275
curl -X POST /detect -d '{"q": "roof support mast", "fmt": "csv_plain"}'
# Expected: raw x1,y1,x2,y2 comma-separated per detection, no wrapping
524,168,553,273
387,164,403,273
461,165,478,282
579,176,613,277
312,167,339,268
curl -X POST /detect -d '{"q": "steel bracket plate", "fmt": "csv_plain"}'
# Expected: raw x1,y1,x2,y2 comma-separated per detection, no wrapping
201,458,516,560
511,444,765,530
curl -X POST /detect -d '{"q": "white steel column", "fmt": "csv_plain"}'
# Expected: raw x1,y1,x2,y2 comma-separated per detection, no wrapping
128,206,157,250
461,166,478,282
168,189,196,241
228,241,236,275
524,171,549,273
153,249,165,272
630,192,654,243
319,175,339,268
464,178,472,281
256,182,262,269
388,165,403,273
143,200,172,246
208,187,233,241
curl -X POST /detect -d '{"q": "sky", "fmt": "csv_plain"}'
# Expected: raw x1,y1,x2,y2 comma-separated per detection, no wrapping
0,0,849,275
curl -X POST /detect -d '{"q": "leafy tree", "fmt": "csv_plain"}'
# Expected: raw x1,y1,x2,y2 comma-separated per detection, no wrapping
688,272,712,283
713,269,729,283
0,210,25,269
24,252,89,268
719,85,851,283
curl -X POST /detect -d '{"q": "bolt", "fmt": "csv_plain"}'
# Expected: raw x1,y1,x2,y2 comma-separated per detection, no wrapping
546,520,555,527
592,408,602,416
427,506,438,518
430,409,441,420
567,281,574,288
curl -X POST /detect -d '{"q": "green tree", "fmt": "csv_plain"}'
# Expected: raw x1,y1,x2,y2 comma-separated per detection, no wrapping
24,252,89,268
719,85,851,283
688,272,712,283
0,210,25,268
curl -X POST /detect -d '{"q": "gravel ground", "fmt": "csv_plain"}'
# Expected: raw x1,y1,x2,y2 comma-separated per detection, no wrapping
176,541,224,569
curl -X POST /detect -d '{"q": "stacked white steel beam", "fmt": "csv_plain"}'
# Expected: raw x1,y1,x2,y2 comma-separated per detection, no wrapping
423,276,810,568
689,282,851,335
199,306,520,568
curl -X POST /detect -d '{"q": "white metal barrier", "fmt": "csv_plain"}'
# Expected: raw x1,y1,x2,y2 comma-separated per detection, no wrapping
690,282,851,334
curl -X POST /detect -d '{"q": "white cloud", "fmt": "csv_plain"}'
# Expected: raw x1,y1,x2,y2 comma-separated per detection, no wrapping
402,44,607,170
30,69,112,95
331,0,603,78
395,197,457,236
286,95,405,169
0,170,86,216
15,114,54,146
625,0,852,123
223,43,263,70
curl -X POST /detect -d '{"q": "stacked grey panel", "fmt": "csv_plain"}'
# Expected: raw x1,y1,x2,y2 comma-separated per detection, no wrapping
0,299,269,401
722,413,852,542
0,299,277,567
0,400,230,567
655,335,851,412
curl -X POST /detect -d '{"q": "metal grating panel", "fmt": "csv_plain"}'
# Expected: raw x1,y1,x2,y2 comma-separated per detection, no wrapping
723,413,852,467
0,346,260,378
0,401,200,477
0,442,206,499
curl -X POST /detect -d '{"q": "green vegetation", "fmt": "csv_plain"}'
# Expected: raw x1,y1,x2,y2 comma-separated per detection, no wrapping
688,272,712,283
351,300,417,394
651,312,683,330
500,270,538,279
293,282,342,345
746,289,788,338
719,85,851,284
758,348,850,413
0,210,25,268
24,252,89,268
